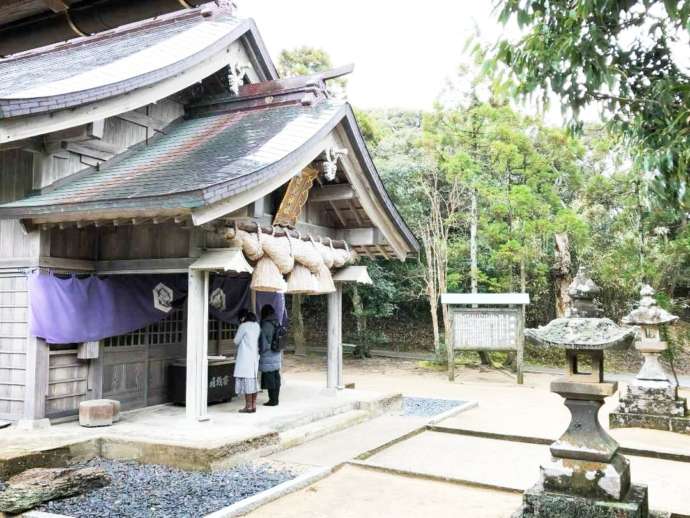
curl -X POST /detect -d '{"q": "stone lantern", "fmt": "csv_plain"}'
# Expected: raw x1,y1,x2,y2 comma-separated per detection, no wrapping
514,268,647,517
609,284,689,434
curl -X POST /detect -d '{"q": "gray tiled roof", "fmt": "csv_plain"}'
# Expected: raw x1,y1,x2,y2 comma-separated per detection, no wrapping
0,101,347,214
0,8,271,118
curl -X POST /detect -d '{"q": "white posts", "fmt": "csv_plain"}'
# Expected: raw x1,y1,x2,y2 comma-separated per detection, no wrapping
327,284,343,390
185,269,210,421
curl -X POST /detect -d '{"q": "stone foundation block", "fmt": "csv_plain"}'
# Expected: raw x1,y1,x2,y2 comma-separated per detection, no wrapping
102,399,121,422
79,400,114,427
609,412,672,432
669,416,690,435
513,483,649,518
540,454,630,501
617,395,687,417
626,382,677,401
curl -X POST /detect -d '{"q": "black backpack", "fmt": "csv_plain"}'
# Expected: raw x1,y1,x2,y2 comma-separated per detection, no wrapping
270,321,287,353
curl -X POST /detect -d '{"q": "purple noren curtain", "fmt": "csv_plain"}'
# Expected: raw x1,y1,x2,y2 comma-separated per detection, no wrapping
29,272,257,344
29,272,187,344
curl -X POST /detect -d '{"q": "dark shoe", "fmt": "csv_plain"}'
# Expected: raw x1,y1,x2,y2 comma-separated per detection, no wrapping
238,408,252,413
263,401,278,406
250,408,256,413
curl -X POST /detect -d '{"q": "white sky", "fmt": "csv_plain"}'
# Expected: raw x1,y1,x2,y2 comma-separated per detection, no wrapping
241,0,503,111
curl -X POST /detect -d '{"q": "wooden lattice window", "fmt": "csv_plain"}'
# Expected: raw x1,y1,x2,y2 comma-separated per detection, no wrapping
103,308,184,347
149,308,184,345
208,317,236,341
103,326,147,348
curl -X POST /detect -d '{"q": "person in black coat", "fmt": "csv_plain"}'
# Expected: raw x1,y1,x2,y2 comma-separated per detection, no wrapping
259,304,282,406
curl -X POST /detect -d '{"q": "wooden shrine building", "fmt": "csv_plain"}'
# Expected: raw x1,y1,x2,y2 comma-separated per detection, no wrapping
0,1,418,425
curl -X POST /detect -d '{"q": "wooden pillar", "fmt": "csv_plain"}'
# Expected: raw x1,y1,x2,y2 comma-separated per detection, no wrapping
292,294,306,356
516,305,525,385
185,269,210,421
22,336,49,422
327,284,343,389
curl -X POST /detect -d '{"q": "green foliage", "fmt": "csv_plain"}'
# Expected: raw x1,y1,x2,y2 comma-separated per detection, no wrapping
490,0,690,209
277,46,333,77
277,46,346,96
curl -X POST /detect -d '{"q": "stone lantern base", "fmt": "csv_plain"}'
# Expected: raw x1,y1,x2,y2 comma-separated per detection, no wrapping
513,483,649,518
513,376,650,518
609,382,690,434
609,343,690,435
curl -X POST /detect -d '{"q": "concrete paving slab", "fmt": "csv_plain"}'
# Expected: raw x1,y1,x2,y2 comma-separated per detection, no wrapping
267,414,427,467
244,464,522,518
362,430,690,515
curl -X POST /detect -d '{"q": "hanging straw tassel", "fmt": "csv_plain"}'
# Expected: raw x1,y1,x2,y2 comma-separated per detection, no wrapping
286,263,318,294
316,237,335,269
262,227,295,274
332,241,352,268
236,228,263,261
291,232,323,274
250,257,287,293
312,261,336,294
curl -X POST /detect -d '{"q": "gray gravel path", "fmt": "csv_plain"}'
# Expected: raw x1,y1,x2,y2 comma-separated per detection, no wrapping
38,458,294,518
401,397,465,417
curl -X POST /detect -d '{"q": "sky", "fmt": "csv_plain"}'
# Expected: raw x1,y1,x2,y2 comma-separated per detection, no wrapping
241,0,503,111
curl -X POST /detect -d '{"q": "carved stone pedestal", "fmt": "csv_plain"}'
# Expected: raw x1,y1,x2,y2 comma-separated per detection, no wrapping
513,379,649,518
610,342,690,434
516,269,647,517
514,483,649,518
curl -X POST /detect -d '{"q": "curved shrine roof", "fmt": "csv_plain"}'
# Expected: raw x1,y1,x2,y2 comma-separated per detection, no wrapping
0,7,273,118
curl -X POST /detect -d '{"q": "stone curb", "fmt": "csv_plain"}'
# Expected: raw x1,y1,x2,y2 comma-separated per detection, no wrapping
426,400,478,425
203,466,333,518
427,425,690,464
22,511,73,518
353,400,478,462
346,460,523,493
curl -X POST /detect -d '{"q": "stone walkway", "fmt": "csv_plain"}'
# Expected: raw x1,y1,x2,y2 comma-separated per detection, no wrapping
245,357,690,517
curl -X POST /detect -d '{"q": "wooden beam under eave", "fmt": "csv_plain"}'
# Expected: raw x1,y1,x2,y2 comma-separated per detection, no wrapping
328,201,348,227
117,111,166,132
310,183,355,203
361,246,375,260
348,200,363,225
376,245,390,260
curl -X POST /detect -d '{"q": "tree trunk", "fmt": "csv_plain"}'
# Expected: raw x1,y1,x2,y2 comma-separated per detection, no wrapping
553,232,572,317
520,255,527,293
470,190,479,293
291,294,306,356
351,285,367,358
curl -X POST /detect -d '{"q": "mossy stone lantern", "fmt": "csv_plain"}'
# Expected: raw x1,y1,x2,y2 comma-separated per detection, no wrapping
610,284,690,434
514,268,648,518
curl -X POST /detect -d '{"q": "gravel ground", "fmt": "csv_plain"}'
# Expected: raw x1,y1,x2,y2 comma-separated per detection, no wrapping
401,397,465,417
38,458,295,518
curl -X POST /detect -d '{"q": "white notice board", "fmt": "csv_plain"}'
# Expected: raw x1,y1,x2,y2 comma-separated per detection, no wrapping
452,307,521,351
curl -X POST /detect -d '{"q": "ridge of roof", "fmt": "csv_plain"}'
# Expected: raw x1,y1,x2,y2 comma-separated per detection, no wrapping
0,10,277,120
0,3,215,64
186,65,354,118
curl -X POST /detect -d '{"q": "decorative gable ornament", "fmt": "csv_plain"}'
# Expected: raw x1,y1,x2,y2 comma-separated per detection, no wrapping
227,62,245,96
153,283,174,313
319,147,348,181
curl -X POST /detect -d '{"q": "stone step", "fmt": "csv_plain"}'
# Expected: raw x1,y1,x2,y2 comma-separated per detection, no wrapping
278,409,372,449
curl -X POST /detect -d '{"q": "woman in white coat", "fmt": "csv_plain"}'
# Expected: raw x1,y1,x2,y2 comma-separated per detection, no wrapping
234,310,261,413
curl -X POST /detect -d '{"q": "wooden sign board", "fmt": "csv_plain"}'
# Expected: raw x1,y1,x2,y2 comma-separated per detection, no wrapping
441,292,529,384
452,307,521,351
